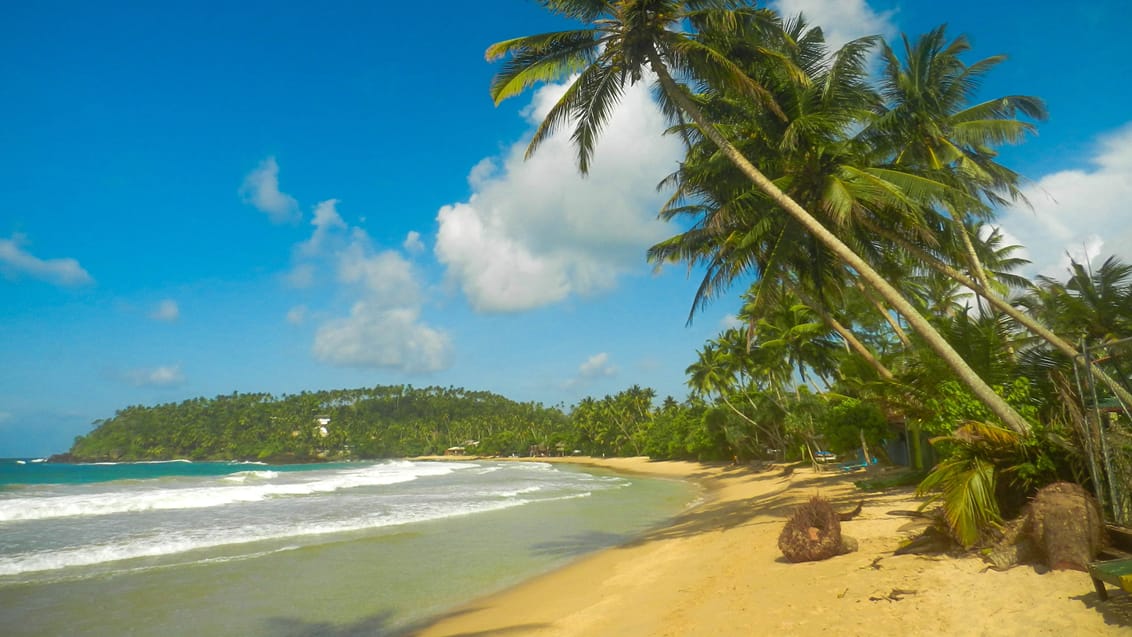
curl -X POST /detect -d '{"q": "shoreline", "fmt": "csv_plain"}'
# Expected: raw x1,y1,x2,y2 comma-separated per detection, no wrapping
408,456,1132,636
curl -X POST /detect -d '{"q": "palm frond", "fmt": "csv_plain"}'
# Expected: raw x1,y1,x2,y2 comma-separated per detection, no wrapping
487,30,606,104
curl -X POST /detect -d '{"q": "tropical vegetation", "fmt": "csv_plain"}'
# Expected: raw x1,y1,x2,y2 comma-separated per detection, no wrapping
63,2,1132,549
483,0,1132,542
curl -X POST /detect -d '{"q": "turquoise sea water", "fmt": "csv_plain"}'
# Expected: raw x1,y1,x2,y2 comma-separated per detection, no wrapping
0,458,696,636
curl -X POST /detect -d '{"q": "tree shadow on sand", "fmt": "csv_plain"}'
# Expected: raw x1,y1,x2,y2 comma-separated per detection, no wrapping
263,606,552,637
625,470,869,545
522,469,874,562
529,530,635,559
1071,590,1132,629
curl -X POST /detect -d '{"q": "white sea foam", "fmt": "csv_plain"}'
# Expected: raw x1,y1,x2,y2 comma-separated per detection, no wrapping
0,461,473,522
0,460,647,579
222,470,279,483
0,494,529,576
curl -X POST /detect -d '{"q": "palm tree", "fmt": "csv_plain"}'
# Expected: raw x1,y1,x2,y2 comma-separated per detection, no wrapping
870,27,1046,304
686,332,788,454
486,3,1031,433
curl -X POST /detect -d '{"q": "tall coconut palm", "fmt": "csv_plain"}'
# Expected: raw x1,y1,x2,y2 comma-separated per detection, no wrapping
643,17,979,403
870,26,1047,304
487,2,1031,433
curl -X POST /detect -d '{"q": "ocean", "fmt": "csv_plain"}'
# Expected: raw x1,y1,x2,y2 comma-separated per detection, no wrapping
0,458,697,636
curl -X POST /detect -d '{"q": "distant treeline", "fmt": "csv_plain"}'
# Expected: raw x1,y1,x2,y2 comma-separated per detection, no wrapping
63,385,744,463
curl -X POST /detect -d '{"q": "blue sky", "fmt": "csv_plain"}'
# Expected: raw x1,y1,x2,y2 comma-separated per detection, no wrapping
2,1,1130,457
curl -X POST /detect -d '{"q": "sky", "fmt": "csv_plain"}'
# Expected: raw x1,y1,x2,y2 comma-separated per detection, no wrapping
2,1,1130,457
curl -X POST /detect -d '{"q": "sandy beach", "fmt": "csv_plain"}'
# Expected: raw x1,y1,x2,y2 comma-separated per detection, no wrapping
410,457,1132,637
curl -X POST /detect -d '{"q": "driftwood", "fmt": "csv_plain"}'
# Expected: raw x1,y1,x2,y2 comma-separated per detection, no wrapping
986,482,1106,571
838,500,864,521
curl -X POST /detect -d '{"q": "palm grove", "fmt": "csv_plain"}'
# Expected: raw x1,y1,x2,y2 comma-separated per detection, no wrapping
69,2,1130,548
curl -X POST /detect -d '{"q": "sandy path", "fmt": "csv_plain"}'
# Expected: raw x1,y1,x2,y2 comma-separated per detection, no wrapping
409,458,1132,636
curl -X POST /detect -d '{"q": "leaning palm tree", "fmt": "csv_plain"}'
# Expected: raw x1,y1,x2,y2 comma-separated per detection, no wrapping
486,1,1031,433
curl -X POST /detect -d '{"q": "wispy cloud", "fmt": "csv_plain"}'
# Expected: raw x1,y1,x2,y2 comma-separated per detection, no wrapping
435,79,682,312
239,157,300,223
565,352,618,389
579,352,617,379
403,231,425,254
0,234,93,286
286,305,308,325
126,364,186,387
150,299,180,322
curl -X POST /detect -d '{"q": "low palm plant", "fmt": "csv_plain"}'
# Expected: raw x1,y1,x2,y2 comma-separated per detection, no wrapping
917,421,1015,547
917,418,1064,548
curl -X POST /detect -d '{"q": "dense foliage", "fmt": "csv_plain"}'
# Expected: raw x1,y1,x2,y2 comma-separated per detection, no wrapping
68,386,571,462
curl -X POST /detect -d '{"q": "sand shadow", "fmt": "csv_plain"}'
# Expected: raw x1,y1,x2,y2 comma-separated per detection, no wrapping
400,624,553,637
262,610,402,637
529,530,635,558
616,472,874,548
1072,590,1132,628
263,606,495,637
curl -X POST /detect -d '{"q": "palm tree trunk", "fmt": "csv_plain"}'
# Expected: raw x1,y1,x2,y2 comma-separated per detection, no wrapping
862,217,1132,408
826,313,896,380
720,393,781,448
647,52,1031,435
793,287,895,380
853,279,913,347
955,216,993,315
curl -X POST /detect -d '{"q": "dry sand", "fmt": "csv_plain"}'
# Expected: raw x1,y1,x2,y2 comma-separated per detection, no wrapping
409,457,1132,637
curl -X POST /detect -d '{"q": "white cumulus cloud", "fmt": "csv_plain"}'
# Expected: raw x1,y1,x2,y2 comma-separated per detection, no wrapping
997,122,1132,278
298,199,347,256
770,0,896,51
313,304,451,373
292,207,451,374
0,234,93,286
240,157,300,223
435,79,683,312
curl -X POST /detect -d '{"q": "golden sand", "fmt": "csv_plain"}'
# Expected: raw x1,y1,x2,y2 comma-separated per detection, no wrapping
410,457,1132,636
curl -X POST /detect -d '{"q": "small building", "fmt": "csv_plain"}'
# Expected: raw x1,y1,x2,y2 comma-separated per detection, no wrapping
314,416,331,439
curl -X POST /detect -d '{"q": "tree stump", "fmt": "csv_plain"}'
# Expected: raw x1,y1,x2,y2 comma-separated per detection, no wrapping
1025,482,1106,571
778,496,857,562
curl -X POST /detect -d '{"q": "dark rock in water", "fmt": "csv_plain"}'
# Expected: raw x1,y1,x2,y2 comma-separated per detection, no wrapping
1024,482,1105,572
46,453,79,464
778,496,856,562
